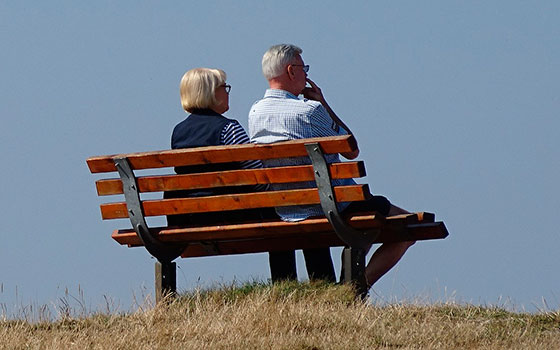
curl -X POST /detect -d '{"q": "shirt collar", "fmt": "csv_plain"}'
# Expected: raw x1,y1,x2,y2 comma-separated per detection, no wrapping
189,108,221,116
264,89,300,100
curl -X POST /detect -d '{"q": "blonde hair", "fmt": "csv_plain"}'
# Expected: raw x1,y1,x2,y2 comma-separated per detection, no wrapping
180,68,227,112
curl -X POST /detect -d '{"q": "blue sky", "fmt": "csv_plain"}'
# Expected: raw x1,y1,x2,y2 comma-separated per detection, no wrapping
1,1,558,315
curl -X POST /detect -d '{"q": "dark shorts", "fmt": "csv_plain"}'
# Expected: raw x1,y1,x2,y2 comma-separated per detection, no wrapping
343,194,391,217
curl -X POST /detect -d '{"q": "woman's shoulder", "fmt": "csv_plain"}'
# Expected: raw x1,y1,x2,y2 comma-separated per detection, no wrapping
222,118,247,134
221,119,250,145
204,113,241,129
222,116,240,125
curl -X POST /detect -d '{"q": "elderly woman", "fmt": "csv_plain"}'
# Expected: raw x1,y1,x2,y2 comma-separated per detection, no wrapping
166,68,263,224
164,68,296,281
166,67,296,281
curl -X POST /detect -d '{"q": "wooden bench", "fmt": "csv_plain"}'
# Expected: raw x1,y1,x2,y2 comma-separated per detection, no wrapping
87,135,448,302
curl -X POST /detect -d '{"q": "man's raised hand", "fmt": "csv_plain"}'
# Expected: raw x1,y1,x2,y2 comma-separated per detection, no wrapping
302,78,325,103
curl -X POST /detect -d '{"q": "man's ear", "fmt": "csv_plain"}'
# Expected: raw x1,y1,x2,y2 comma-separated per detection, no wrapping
287,65,295,80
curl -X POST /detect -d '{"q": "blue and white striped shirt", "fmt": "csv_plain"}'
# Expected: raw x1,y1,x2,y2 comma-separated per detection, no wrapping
220,120,267,191
248,89,355,221
220,120,262,170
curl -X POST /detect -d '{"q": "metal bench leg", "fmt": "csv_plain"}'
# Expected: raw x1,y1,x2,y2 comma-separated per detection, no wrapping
155,261,176,303
341,247,368,299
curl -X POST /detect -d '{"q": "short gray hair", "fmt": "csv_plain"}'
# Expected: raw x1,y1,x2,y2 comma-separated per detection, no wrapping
262,44,303,80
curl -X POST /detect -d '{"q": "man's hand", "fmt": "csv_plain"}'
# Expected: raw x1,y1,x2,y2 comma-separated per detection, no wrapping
302,78,359,159
302,78,325,103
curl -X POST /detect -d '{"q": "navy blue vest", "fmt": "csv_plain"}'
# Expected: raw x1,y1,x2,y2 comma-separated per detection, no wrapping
168,109,243,199
172,109,232,149
171,109,238,175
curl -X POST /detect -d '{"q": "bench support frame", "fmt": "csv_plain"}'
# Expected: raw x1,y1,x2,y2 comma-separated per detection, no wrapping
304,143,381,248
305,143,372,296
114,157,182,300
155,261,177,303
341,247,368,297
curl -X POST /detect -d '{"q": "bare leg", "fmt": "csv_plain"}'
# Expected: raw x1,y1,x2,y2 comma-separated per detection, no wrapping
364,241,415,288
365,204,415,288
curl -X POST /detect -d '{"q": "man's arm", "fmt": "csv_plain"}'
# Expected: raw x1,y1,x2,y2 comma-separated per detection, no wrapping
303,78,359,159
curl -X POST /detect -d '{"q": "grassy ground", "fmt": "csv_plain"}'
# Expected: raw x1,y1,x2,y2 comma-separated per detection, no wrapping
1,281,559,349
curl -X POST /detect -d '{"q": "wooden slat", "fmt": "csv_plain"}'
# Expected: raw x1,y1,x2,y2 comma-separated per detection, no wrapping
177,222,448,258
111,212,436,246
100,185,369,219
112,214,378,246
87,135,357,173
95,161,366,196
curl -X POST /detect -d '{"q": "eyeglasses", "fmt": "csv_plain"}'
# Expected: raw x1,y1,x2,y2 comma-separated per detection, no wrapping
289,64,309,73
220,84,231,93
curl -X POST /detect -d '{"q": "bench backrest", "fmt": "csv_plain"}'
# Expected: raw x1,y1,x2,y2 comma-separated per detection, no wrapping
87,135,366,222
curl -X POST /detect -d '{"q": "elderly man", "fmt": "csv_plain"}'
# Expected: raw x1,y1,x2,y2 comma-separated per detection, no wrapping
249,44,415,289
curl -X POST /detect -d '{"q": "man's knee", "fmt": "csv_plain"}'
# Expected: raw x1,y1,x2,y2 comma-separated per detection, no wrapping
404,240,416,248
393,240,415,251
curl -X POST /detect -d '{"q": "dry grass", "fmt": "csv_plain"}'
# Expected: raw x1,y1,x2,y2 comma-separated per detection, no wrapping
1,281,559,349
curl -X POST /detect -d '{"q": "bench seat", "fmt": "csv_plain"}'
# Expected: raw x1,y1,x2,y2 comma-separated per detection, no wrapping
112,212,444,248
